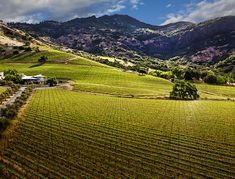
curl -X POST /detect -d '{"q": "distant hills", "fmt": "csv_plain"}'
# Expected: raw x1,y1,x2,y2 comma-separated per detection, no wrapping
7,15,235,63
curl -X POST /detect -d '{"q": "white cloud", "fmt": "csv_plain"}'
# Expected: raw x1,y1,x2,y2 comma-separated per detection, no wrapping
130,0,143,9
106,1,126,14
0,0,141,23
166,3,172,8
162,0,235,25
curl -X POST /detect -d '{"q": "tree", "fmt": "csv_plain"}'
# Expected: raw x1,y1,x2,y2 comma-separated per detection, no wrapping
216,75,227,85
172,68,184,79
204,74,217,84
38,56,48,63
138,67,148,75
46,77,58,87
184,68,201,81
4,69,22,84
170,80,199,100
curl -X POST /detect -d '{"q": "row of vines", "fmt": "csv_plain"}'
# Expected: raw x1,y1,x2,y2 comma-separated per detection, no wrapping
0,89,234,178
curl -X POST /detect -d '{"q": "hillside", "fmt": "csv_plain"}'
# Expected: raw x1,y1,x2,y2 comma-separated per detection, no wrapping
0,22,173,98
0,23,234,100
10,15,235,63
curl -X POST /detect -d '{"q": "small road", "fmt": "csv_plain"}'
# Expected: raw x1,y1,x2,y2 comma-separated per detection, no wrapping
5,87,26,106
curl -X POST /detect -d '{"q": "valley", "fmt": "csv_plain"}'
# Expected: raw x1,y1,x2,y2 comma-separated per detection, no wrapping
0,11,235,178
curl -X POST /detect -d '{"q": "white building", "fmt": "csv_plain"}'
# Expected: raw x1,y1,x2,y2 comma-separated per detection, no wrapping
0,72,4,80
21,74,46,84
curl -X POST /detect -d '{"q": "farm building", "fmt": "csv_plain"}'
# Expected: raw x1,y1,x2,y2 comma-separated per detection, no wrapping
21,74,46,84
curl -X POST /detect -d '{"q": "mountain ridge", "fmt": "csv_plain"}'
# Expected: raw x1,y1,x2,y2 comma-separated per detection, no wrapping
8,14,235,63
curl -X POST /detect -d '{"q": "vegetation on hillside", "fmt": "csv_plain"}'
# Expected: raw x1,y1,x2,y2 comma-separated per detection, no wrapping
150,66,231,85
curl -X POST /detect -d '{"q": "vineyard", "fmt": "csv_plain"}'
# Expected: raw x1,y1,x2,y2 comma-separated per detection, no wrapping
0,63,173,98
0,62,234,100
0,89,234,178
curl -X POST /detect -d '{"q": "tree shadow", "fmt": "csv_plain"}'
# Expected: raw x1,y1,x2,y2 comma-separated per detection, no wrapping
29,63,45,68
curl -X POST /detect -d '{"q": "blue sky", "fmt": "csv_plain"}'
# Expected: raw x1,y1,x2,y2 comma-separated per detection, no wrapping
0,0,235,25
119,0,199,25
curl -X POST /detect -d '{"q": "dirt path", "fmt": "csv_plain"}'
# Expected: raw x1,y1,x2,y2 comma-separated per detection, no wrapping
0,87,26,109
5,87,26,106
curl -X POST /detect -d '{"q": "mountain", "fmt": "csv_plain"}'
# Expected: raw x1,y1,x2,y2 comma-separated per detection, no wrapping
9,15,235,63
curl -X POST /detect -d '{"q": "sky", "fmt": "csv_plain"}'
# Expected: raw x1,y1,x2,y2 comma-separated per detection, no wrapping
0,0,235,25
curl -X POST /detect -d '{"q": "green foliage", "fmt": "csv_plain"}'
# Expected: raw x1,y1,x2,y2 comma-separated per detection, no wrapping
4,69,22,84
216,75,228,85
98,58,125,69
150,70,174,79
215,55,235,73
138,66,148,75
170,80,199,100
204,74,217,84
184,68,201,81
172,68,184,79
46,77,58,87
0,85,20,104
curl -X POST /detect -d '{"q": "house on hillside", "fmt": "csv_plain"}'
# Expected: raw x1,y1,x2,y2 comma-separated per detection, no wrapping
21,74,46,84
0,72,4,80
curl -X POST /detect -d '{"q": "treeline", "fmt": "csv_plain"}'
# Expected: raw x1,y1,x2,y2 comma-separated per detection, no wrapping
150,68,231,85
0,86,33,134
98,58,125,69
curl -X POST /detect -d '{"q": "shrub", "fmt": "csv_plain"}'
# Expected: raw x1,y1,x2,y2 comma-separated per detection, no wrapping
47,77,58,87
1,107,17,119
13,50,19,55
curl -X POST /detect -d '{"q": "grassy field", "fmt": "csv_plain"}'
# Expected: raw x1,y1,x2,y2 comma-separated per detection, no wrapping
197,83,235,99
0,89,234,178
